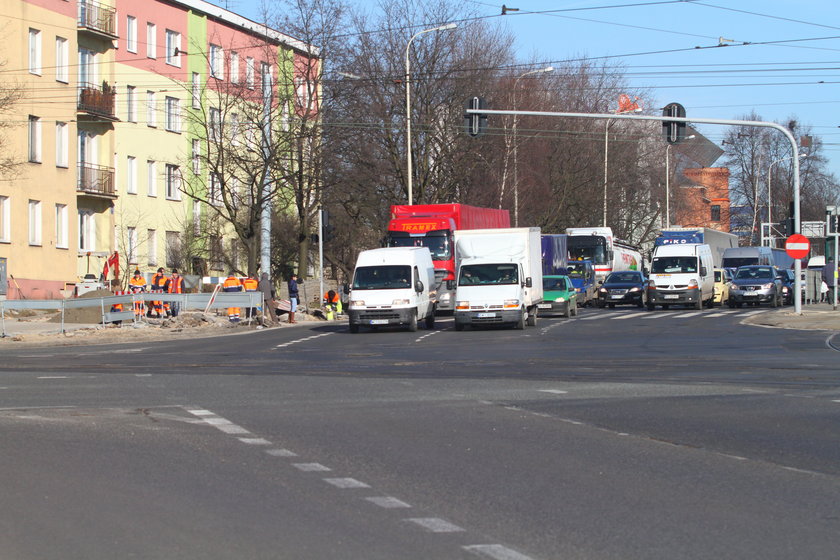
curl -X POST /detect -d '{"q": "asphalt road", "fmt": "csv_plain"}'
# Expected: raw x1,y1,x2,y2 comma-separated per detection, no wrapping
1,307,839,559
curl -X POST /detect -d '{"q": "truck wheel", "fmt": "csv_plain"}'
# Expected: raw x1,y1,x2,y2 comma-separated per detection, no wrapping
515,309,526,330
526,308,537,327
408,311,418,332
349,323,359,334
454,322,465,331
694,299,702,310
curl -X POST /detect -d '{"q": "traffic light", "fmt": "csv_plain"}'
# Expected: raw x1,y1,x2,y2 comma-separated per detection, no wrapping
662,102,686,144
464,96,487,137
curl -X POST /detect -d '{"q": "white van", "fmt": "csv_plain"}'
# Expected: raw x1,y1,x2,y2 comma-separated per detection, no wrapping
347,247,436,333
647,243,715,310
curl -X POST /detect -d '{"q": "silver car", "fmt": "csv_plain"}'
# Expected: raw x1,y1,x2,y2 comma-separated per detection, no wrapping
727,266,783,308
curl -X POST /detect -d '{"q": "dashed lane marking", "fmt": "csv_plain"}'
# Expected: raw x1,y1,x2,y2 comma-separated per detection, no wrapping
293,463,331,472
274,332,334,349
538,389,568,395
406,518,465,533
324,477,371,489
365,496,412,509
265,448,298,457
238,437,271,445
463,544,537,560
415,329,445,343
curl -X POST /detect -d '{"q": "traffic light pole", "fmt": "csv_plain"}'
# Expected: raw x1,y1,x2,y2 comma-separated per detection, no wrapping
465,108,805,313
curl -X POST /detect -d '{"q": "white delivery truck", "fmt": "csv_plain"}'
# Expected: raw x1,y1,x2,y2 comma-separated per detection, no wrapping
647,243,715,310
454,227,543,330
346,247,436,333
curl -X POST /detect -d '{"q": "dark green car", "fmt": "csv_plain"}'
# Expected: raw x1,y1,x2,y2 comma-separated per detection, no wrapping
538,275,579,317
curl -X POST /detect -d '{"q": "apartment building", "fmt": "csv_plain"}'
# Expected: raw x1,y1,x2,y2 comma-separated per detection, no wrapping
0,0,317,299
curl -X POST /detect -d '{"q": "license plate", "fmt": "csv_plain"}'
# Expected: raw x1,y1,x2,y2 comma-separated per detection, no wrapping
537,304,552,309
663,294,679,300
369,319,389,325
611,295,624,299
743,293,757,297
477,312,496,318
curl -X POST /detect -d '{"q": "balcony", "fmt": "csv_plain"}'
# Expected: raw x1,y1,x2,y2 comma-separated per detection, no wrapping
77,83,117,121
78,1,118,39
77,163,117,199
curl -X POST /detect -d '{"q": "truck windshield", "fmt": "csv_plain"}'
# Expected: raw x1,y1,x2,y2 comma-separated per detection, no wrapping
722,257,758,269
352,266,412,290
651,257,698,274
567,236,608,265
565,263,590,278
386,234,451,260
459,264,519,286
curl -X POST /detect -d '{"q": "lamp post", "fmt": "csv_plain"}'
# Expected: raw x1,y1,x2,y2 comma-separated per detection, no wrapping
512,66,553,227
768,152,807,228
603,106,641,227
405,22,457,206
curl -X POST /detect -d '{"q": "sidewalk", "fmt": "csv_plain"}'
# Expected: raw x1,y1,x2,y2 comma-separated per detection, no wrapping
742,302,840,331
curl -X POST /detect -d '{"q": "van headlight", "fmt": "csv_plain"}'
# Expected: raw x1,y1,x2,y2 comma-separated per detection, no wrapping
503,299,520,308
455,301,470,310
687,279,698,289
555,297,566,302
350,300,365,307
392,299,410,306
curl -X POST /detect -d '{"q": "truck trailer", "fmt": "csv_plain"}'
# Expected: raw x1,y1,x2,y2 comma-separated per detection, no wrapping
385,204,510,312
654,227,738,268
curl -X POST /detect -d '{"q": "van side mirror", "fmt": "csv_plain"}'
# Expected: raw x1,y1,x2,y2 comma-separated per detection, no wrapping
415,280,424,293
700,267,707,276
525,277,532,288
446,279,455,290
343,283,350,295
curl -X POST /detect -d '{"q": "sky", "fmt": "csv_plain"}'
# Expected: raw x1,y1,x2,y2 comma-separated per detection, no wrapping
214,0,840,179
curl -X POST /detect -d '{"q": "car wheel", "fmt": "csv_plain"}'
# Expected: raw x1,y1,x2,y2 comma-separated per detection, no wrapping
454,321,465,331
407,311,418,332
727,298,735,309
526,308,537,327
694,299,702,310
349,323,359,334
597,300,605,308
572,305,578,317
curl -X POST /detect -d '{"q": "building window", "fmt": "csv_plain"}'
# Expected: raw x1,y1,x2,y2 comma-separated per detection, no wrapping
146,23,156,58
126,85,136,122
126,156,137,194
0,196,10,243
147,160,157,197
165,231,181,268
230,113,240,147
295,77,312,111
79,210,96,252
165,164,181,200
260,62,271,92
146,90,156,126
193,200,201,235
147,229,157,266
191,139,200,174
209,44,224,79
55,37,68,82
127,226,137,264
209,173,221,206
245,57,254,89
28,200,42,246
230,51,239,83
55,121,68,168
210,236,223,271
165,30,181,66
126,16,137,53
55,203,68,249
711,205,721,222
165,96,180,132
191,72,200,108
29,28,41,75
28,116,41,163
209,107,220,142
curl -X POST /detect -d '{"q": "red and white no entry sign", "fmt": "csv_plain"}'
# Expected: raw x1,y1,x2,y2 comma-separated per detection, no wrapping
785,233,810,259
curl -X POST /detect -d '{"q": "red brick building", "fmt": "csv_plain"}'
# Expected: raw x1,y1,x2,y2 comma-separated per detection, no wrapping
672,167,731,232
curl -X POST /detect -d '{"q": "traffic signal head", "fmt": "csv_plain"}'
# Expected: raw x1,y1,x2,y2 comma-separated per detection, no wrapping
662,102,686,144
464,96,488,137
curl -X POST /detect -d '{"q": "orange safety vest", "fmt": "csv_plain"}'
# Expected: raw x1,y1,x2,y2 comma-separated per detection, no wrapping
129,276,147,292
242,277,258,291
151,273,169,291
324,291,339,304
169,275,183,293
223,276,242,291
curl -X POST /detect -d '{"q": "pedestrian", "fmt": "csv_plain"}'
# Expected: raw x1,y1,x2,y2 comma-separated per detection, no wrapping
287,273,299,323
149,267,169,318
259,272,279,326
820,280,829,303
129,269,147,317
222,272,243,322
822,260,837,305
242,275,259,319
168,268,184,317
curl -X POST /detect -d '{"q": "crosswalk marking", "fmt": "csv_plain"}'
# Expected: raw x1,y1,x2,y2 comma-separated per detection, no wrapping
570,308,771,322
611,311,650,320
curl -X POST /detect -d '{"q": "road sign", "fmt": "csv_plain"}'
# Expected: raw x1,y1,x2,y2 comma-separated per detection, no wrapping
785,233,810,259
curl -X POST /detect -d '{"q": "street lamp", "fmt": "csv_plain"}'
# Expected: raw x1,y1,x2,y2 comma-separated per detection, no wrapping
664,135,695,227
512,66,553,227
405,22,457,205
603,105,642,227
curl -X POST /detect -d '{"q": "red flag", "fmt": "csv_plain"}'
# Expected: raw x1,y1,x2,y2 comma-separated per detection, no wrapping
103,251,120,280
618,94,641,113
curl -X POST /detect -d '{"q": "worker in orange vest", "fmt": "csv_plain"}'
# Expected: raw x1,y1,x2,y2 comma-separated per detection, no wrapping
149,267,169,318
222,273,243,322
168,268,184,317
242,275,259,319
128,269,147,317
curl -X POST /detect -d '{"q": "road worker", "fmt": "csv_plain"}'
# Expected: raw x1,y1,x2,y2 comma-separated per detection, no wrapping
168,268,184,317
324,289,341,320
242,275,259,319
128,269,147,317
149,267,169,318
222,272,243,322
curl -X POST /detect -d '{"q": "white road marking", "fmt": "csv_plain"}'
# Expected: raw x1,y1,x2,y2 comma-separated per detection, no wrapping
742,310,768,317
538,389,568,394
577,315,602,321
365,496,412,509
293,463,331,472
216,424,251,434
611,312,649,320
832,400,840,403
274,332,334,349
641,312,676,319
415,330,444,343
463,544,536,560
406,518,465,533
185,409,251,434
265,448,298,457
187,409,215,416
37,376,68,379
238,437,271,445
673,312,705,318
323,477,370,489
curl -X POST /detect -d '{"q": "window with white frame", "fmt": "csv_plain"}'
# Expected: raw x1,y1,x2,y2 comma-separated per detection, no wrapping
295,77,312,111
230,51,239,83
0,196,10,243
28,116,41,163
146,23,156,58
29,28,41,75
209,44,224,79
191,72,200,108
55,203,68,248
126,155,137,194
245,57,254,89
209,172,222,206
191,139,200,174
127,226,137,264
28,199,42,245
79,209,96,252
147,229,157,266
146,90,156,126
165,164,181,200
260,62,271,92
165,231,181,268
126,85,136,122
126,16,137,53
230,112,240,146
55,37,68,82
209,107,220,142
147,160,157,197
55,121,68,167
165,96,180,132
193,200,201,235
165,30,181,66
